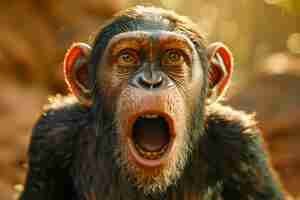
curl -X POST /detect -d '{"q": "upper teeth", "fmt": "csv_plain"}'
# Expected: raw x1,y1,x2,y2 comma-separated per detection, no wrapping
142,114,159,119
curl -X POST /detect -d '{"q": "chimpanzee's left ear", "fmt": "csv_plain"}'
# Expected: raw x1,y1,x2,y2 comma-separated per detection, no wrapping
207,42,233,103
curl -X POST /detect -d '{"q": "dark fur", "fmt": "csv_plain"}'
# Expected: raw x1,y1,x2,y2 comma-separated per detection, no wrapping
20,96,285,200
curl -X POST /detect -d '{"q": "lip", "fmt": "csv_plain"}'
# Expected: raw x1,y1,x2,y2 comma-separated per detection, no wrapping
126,110,176,168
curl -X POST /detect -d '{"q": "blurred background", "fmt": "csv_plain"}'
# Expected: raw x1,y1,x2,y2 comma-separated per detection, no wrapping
0,0,299,199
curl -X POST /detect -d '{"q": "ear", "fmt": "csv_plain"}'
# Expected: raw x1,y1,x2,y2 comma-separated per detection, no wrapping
207,42,233,103
64,43,92,106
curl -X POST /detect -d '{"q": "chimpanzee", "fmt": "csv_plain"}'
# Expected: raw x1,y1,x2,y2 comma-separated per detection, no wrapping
20,6,286,200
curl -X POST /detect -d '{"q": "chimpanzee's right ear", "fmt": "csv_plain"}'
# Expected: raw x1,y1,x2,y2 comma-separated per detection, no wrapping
64,43,92,106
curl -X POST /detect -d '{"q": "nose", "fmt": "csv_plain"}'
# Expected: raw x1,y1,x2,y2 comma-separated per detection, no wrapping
133,72,164,89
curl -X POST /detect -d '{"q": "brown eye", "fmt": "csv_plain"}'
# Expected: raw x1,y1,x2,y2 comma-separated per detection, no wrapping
117,49,139,66
162,49,184,66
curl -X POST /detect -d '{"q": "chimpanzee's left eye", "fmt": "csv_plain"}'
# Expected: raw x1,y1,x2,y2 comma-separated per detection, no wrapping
161,49,184,66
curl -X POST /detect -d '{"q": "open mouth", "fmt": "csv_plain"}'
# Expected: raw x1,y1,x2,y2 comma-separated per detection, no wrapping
128,112,175,166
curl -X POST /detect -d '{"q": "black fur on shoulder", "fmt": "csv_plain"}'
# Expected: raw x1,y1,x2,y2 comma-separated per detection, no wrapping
203,103,284,200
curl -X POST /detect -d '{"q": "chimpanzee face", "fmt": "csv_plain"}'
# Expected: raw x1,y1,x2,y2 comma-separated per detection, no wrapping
96,30,204,193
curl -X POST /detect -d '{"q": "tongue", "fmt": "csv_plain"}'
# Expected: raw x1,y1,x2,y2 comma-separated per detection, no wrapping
133,117,169,152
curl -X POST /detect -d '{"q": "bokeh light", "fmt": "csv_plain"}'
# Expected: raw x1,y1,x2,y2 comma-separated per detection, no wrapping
287,33,300,54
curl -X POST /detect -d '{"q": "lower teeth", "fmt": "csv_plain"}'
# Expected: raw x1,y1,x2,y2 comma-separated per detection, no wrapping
135,144,168,159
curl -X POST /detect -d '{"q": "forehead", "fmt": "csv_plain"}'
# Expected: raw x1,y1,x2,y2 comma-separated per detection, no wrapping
106,30,195,52
93,14,196,49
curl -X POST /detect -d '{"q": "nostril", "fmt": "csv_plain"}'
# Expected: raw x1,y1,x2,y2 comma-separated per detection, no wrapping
138,76,150,88
152,79,163,89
